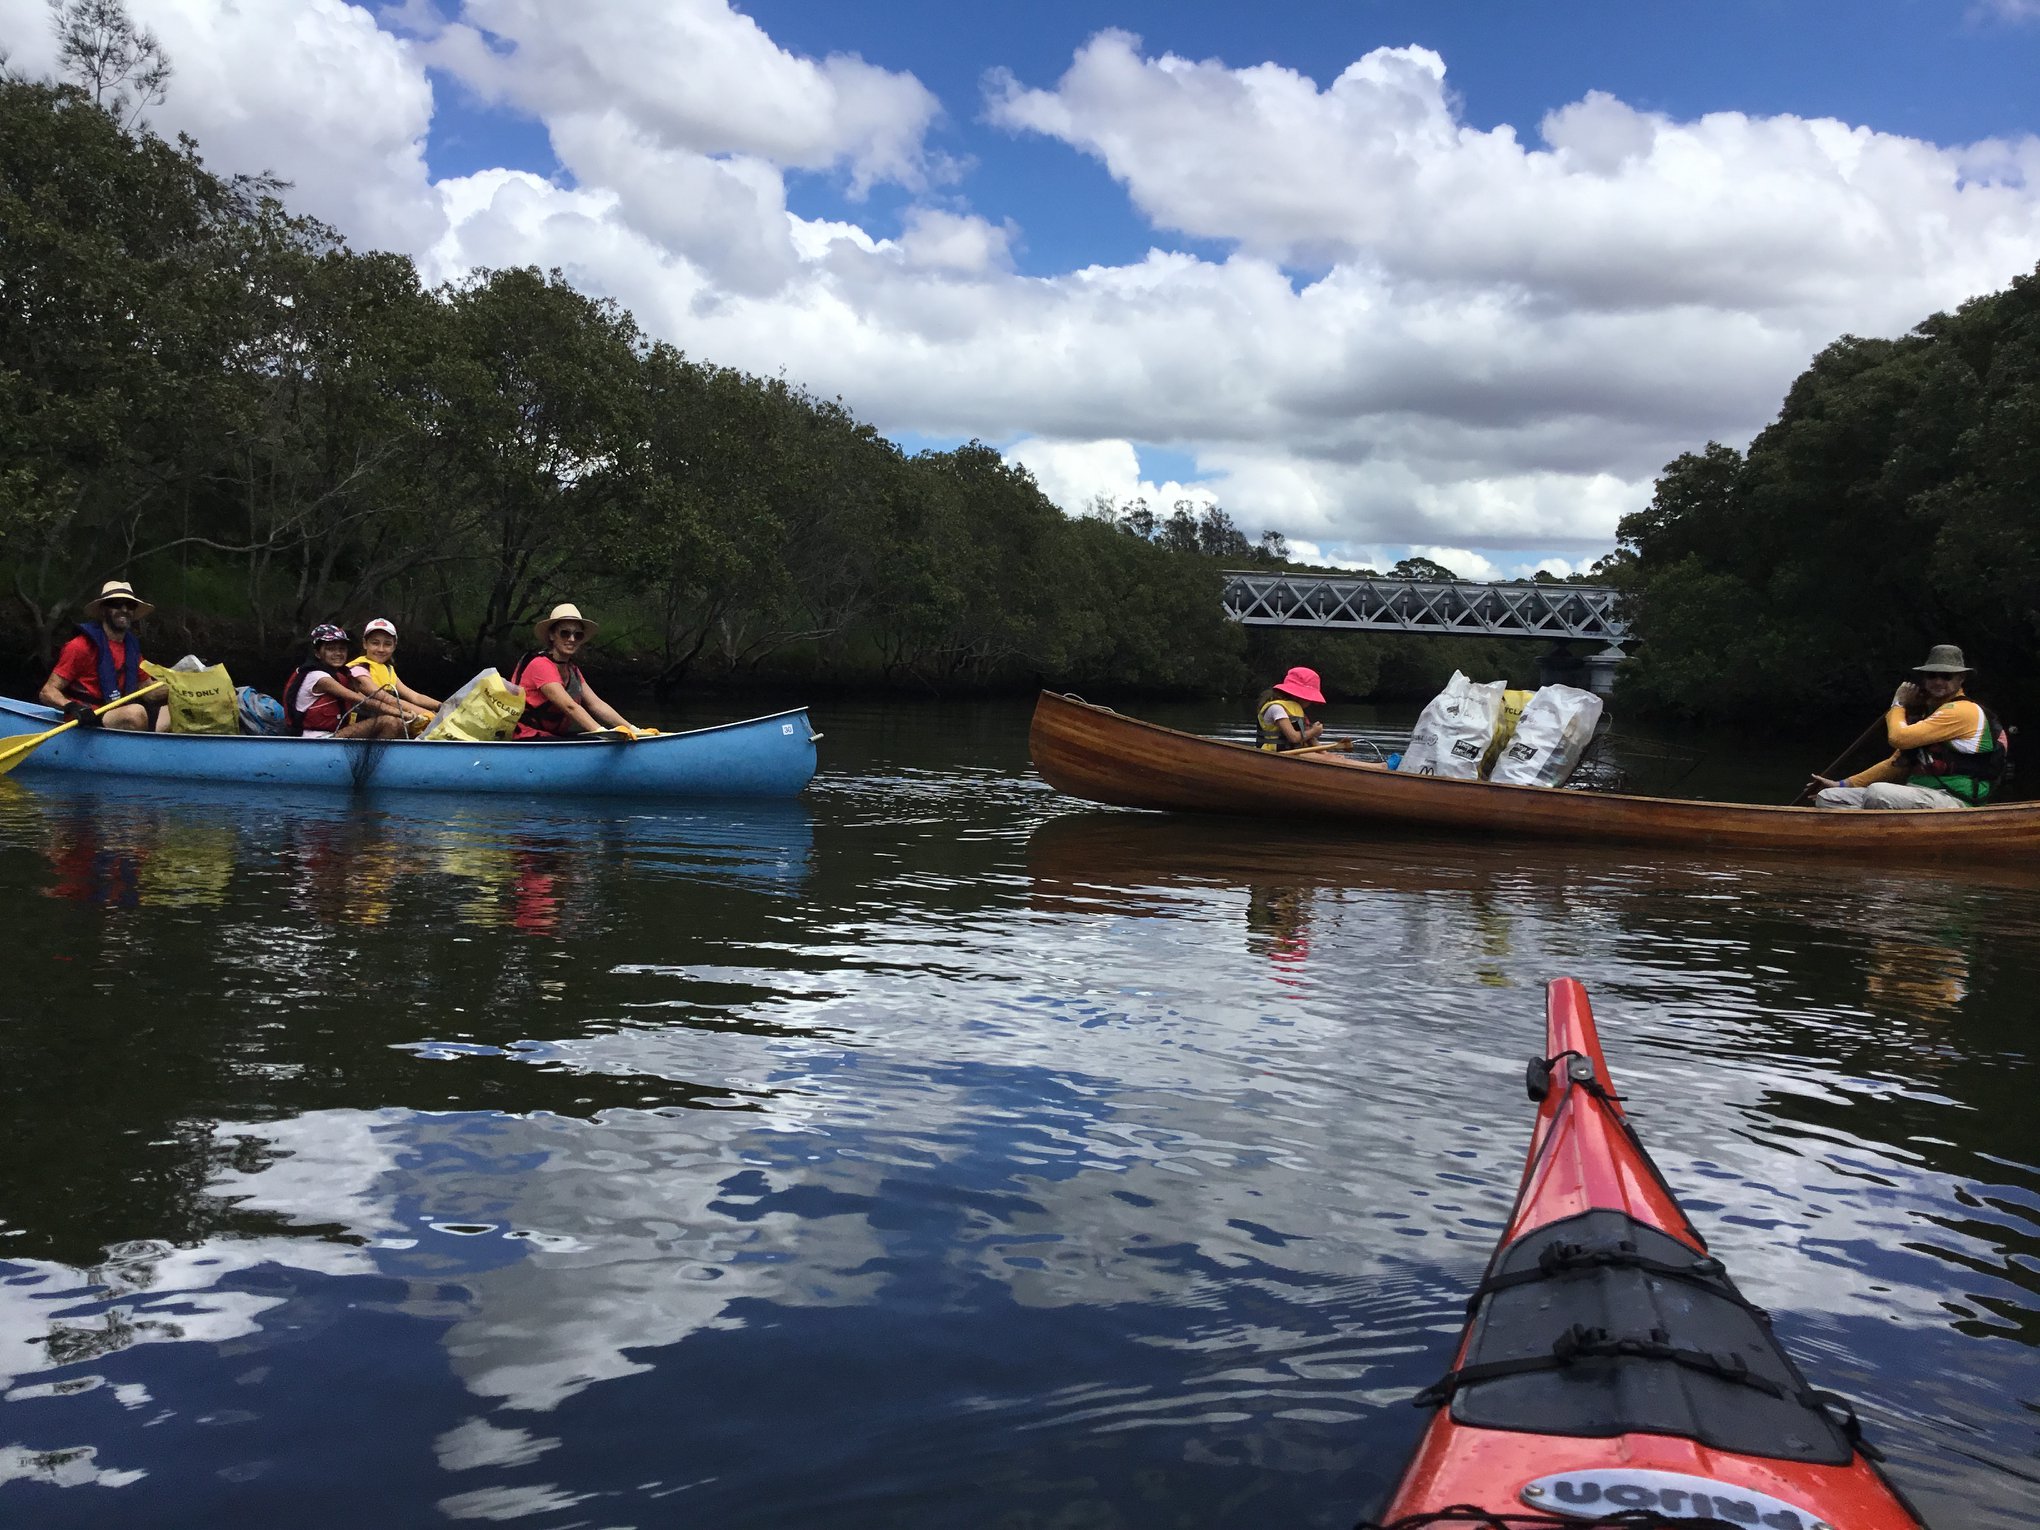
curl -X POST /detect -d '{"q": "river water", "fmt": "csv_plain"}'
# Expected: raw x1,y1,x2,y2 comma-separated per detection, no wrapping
0,698,2034,1528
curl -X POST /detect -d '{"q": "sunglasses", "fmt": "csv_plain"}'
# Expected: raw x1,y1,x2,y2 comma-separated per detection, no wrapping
102,601,139,613
554,626,587,640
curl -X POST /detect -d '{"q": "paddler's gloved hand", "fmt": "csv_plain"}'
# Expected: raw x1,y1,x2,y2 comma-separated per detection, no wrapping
1892,681,1925,710
62,701,102,728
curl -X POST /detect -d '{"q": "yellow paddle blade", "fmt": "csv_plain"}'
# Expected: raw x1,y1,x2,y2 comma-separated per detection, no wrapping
0,719,77,776
0,682,166,776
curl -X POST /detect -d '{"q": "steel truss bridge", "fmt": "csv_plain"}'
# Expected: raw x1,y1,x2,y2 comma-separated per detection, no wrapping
1220,571,1628,648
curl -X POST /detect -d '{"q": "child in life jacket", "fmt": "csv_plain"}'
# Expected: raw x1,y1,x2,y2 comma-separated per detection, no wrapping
1256,667,1326,751
349,618,442,736
282,625,410,739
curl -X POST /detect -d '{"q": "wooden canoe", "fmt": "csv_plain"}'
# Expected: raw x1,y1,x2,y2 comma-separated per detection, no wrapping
1027,688,2040,860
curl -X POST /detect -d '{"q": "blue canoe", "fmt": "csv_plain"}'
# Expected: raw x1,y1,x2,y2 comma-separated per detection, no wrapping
0,697,819,799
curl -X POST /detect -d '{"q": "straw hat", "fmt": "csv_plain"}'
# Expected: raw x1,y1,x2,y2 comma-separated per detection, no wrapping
535,603,598,644
85,579,154,620
1912,644,1972,675
1273,665,1325,705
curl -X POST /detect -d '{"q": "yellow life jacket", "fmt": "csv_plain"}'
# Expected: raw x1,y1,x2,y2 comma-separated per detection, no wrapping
1257,691,1308,751
349,655,400,694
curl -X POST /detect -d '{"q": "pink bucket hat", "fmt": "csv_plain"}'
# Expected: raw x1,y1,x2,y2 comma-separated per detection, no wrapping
1274,666,1325,705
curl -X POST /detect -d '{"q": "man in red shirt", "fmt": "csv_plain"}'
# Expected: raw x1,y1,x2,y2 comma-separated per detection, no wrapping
38,579,163,732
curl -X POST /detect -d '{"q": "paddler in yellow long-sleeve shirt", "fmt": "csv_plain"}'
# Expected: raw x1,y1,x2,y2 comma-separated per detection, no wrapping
1809,645,2006,809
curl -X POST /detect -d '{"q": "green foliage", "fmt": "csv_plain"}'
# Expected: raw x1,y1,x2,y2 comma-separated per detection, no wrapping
1618,267,2040,723
7,70,1557,701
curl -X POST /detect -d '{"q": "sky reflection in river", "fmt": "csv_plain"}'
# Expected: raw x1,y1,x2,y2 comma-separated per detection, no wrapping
0,701,2035,1527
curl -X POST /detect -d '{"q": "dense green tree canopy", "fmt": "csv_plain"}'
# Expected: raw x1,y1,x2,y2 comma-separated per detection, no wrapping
0,66,1546,707
1616,267,2040,724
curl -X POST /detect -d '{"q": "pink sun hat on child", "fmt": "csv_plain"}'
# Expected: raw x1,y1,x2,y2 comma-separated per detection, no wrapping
1273,666,1325,705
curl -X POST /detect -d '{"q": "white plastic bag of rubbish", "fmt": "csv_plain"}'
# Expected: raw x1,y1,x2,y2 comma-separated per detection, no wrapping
1400,671,1507,779
1489,684,1605,787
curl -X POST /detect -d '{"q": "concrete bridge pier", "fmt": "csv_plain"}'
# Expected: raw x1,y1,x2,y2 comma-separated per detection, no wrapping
1536,646,1585,691
1536,644,1624,697
1582,645,1625,698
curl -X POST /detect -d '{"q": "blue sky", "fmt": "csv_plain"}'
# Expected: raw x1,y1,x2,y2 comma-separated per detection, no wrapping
723,0,2040,272
7,0,2035,577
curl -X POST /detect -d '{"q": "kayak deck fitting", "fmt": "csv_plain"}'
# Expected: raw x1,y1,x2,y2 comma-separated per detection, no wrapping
1365,978,1927,1529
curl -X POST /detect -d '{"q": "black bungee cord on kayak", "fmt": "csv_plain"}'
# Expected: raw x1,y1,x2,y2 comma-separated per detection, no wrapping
1453,1235,1766,1320
1398,1042,1882,1462
1356,1509,1753,1529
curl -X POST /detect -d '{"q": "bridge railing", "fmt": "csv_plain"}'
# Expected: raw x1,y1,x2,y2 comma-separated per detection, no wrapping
1220,571,1628,645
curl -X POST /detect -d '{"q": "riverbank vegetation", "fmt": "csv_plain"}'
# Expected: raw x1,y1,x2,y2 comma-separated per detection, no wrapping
1613,265,2040,725
1,51,1534,704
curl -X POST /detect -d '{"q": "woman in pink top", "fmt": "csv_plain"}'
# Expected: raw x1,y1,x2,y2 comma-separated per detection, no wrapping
511,604,646,740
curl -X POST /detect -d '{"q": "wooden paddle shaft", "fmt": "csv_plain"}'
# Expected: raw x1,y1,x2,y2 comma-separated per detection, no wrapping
1790,712,1890,803
1816,713,1891,780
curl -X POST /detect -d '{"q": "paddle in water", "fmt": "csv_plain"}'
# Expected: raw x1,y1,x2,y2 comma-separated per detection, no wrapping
0,680,168,777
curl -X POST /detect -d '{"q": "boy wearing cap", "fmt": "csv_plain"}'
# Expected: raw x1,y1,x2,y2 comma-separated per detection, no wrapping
1810,645,2005,809
38,579,166,732
349,619,442,734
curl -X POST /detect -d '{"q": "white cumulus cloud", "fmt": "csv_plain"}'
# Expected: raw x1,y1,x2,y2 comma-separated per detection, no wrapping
4,8,2038,562
0,0,442,251
407,0,943,196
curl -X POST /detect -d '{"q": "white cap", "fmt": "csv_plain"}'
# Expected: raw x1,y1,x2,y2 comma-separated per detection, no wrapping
363,618,397,638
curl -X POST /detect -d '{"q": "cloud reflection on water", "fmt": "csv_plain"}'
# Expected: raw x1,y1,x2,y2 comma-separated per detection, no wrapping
1,753,2036,1527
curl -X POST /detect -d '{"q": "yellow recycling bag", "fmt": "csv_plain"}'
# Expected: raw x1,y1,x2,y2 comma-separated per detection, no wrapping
1480,689,1536,778
422,669,526,743
141,658,239,735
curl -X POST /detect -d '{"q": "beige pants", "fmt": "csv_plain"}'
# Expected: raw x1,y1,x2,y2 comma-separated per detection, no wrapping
1814,783,1967,810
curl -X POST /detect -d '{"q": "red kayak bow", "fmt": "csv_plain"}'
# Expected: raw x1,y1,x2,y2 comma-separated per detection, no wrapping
1370,978,1926,1530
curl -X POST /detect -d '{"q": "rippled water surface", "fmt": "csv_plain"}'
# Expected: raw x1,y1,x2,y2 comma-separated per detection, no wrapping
1,698,2036,1527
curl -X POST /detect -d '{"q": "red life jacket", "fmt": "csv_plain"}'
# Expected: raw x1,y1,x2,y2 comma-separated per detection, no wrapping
283,661,351,735
510,652,586,738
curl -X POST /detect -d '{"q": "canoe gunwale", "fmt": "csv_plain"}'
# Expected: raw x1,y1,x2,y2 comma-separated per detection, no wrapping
0,695,816,748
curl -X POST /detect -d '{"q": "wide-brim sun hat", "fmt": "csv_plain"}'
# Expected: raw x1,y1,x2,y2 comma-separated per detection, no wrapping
85,578,154,621
1913,644,1972,675
1273,665,1326,705
363,618,398,639
536,603,598,644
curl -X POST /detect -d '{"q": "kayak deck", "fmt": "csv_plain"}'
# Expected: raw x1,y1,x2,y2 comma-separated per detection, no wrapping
1371,979,1925,1529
